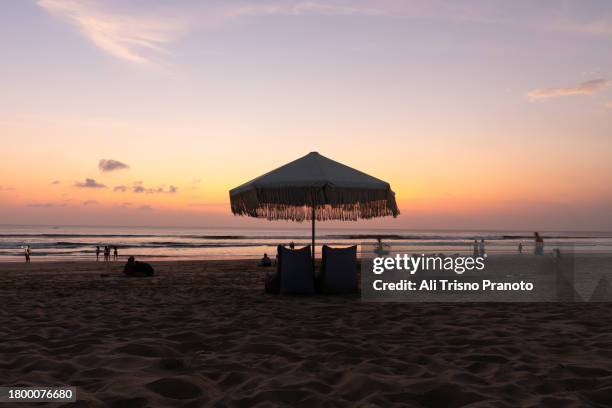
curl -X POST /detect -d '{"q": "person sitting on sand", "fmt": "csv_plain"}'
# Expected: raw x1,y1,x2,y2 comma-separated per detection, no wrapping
259,253,272,267
123,256,155,277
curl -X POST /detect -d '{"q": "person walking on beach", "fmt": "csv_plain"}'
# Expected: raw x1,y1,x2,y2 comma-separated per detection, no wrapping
478,239,486,256
103,245,110,262
534,232,544,255
518,242,523,253
96,245,100,261
24,245,31,263
113,246,118,261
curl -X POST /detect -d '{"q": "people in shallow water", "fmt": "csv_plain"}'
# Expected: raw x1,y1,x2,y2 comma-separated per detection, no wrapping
123,256,154,277
259,253,272,267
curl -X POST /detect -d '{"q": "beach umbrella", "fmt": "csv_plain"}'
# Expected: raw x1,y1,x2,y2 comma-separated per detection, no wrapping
229,152,399,263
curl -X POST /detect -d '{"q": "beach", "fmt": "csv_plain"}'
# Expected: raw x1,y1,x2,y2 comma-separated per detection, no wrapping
2,259,612,407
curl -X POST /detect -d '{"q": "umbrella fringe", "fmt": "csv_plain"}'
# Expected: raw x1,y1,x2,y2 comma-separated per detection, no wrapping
230,187,399,221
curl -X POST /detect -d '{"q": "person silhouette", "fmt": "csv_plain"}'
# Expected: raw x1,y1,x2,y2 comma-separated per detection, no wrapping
259,253,272,267
534,232,544,255
518,242,523,253
24,245,31,263
473,240,479,257
104,245,110,262
113,246,118,261
478,239,486,256
96,245,100,261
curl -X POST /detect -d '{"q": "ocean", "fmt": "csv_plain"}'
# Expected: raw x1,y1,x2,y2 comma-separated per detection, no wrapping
1,225,611,262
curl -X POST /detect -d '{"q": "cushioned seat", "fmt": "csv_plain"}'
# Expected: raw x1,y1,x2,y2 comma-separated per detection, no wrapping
266,245,314,295
319,245,357,294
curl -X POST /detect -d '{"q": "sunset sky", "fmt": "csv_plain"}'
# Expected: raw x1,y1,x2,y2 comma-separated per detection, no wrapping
1,0,611,230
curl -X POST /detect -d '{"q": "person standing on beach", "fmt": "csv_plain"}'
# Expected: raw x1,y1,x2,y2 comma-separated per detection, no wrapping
96,245,100,261
104,245,110,262
113,246,118,261
534,232,544,255
478,239,486,256
24,245,31,263
473,240,479,257
518,242,523,253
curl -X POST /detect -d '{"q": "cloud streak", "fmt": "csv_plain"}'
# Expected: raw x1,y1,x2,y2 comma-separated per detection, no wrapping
224,1,386,18
75,178,106,188
131,182,177,194
99,159,130,172
527,78,610,101
37,0,390,64
38,0,185,64
27,202,59,208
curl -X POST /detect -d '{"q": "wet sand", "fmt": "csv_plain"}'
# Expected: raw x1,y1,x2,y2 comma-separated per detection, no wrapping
1,259,612,407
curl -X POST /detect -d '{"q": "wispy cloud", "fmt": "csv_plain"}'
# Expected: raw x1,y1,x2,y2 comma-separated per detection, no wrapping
224,1,386,19
0,186,16,191
113,185,128,192
27,202,58,208
83,199,99,205
38,0,185,64
527,78,610,101
131,181,177,194
37,0,392,65
50,180,61,185
75,178,106,188
554,17,612,38
99,159,129,172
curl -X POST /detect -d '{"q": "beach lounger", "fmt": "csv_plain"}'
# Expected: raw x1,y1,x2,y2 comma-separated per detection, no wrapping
267,245,314,295
318,245,357,294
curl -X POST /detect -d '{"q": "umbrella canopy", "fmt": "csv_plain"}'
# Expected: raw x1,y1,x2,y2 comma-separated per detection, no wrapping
230,152,399,222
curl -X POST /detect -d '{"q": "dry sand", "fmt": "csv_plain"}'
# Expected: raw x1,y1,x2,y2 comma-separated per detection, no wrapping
1,259,612,407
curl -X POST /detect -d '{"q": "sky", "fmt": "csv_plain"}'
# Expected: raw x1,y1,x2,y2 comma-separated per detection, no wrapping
1,0,611,231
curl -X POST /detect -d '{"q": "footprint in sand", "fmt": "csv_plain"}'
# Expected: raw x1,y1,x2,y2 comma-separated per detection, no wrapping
146,377,203,399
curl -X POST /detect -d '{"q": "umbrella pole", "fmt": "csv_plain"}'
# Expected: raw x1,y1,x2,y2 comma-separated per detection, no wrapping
311,205,315,270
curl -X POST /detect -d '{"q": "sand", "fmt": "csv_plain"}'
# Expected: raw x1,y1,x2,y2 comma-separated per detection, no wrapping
1,259,612,407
